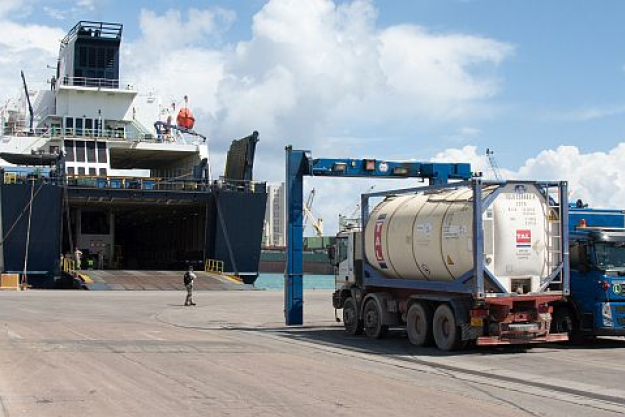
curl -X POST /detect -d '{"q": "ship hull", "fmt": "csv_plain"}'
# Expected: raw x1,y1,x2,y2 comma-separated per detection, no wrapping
0,181,266,288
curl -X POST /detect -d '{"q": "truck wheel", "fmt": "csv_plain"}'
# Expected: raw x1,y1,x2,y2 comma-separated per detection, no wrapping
433,304,462,351
406,302,433,347
552,308,574,334
343,297,363,336
363,298,389,339
552,308,587,344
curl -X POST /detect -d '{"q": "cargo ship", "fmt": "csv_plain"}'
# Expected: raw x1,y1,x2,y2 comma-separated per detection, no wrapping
0,21,267,287
259,236,335,275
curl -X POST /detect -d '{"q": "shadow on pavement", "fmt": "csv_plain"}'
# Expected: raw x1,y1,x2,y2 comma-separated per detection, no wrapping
230,325,560,357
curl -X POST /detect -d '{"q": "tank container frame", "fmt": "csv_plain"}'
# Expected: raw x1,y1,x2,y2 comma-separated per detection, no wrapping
360,179,570,298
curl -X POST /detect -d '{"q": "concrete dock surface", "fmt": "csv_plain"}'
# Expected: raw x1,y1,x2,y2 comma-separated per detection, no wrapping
1,290,625,416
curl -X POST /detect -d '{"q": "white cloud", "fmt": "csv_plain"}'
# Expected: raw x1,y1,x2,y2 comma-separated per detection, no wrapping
119,0,513,178
76,0,96,11
0,0,516,235
0,20,64,102
546,104,625,122
0,0,27,18
433,143,625,210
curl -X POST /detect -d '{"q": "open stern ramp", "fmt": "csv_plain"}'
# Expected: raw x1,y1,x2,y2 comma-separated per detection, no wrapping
80,270,253,291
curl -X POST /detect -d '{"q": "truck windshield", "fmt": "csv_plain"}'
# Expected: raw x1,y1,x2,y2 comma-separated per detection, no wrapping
594,242,625,270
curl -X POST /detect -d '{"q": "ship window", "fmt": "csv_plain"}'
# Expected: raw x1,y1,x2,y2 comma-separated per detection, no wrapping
97,142,107,163
89,168,96,175
79,47,87,67
88,48,96,68
64,140,74,161
81,211,110,235
65,117,74,136
97,48,105,68
75,118,83,136
78,167,85,175
85,119,93,136
106,48,115,68
86,141,96,162
67,167,75,175
99,168,107,176
75,141,85,162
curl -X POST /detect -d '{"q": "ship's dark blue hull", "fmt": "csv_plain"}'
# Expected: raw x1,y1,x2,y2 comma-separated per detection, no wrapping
0,182,266,288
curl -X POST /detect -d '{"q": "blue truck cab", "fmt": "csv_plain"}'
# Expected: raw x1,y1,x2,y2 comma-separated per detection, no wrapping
552,204,625,340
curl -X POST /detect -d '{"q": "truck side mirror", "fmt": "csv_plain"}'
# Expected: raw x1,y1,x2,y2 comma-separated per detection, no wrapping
327,246,335,262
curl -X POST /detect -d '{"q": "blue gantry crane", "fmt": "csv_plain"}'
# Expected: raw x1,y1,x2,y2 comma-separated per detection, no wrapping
284,147,473,325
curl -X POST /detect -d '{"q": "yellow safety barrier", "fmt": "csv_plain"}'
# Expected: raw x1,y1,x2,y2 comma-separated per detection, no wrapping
61,257,75,273
205,259,225,274
60,258,93,284
0,274,20,291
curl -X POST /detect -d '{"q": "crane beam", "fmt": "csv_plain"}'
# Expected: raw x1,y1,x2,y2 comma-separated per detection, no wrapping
284,147,472,325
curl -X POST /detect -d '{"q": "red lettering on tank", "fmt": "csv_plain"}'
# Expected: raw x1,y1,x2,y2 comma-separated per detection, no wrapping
374,221,384,261
516,229,531,244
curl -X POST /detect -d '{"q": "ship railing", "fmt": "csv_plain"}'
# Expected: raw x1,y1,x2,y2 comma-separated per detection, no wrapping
2,125,194,145
2,170,61,185
60,76,133,90
213,178,267,193
65,175,212,192
1,125,58,137
62,21,123,45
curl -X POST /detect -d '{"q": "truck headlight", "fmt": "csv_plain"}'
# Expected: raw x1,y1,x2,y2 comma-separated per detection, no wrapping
602,302,613,327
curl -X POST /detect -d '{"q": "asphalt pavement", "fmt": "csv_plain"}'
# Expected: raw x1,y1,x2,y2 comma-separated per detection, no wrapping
1,289,624,416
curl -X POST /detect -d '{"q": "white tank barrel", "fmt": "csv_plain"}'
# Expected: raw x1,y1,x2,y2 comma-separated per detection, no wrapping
364,183,554,293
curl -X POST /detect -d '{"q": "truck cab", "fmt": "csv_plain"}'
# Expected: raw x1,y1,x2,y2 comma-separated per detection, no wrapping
558,229,625,338
332,228,361,289
553,205,625,340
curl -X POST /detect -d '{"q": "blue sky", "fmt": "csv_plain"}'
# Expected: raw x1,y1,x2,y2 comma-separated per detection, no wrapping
2,0,625,232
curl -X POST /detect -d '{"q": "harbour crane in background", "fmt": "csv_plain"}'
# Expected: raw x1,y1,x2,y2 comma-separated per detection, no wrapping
486,148,504,181
339,185,375,231
303,189,324,237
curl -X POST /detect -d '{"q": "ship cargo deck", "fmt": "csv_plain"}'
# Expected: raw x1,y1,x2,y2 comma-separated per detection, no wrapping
79,270,251,290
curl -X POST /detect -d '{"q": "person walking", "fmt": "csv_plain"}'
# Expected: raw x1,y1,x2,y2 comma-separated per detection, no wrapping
74,247,83,270
183,266,197,306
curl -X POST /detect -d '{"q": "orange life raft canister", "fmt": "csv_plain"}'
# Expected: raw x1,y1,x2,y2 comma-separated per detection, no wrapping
177,107,195,129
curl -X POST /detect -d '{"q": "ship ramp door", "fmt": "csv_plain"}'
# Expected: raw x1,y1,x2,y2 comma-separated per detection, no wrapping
62,200,211,271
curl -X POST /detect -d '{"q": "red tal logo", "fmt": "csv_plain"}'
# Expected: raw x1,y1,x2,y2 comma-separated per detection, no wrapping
516,229,531,244
374,221,384,261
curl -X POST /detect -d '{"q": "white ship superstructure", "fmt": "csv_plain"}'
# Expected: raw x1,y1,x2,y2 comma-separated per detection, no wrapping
0,21,208,180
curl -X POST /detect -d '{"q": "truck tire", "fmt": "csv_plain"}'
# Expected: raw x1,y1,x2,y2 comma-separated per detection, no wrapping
433,304,462,351
343,297,363,336
552,307,593,344
363,298,389,339
406,302,433,347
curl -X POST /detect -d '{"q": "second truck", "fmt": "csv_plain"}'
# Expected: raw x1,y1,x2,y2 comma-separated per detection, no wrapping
550,204,625,341
332,179,570,350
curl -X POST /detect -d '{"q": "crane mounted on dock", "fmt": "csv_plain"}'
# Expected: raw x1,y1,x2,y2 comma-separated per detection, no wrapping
303,189,324,237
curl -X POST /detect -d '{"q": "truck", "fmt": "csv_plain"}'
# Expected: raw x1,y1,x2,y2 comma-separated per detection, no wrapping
331,179,570,350
550,202,625,341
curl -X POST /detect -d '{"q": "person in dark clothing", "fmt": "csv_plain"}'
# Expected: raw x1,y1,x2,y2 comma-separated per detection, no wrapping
183,266,197,306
